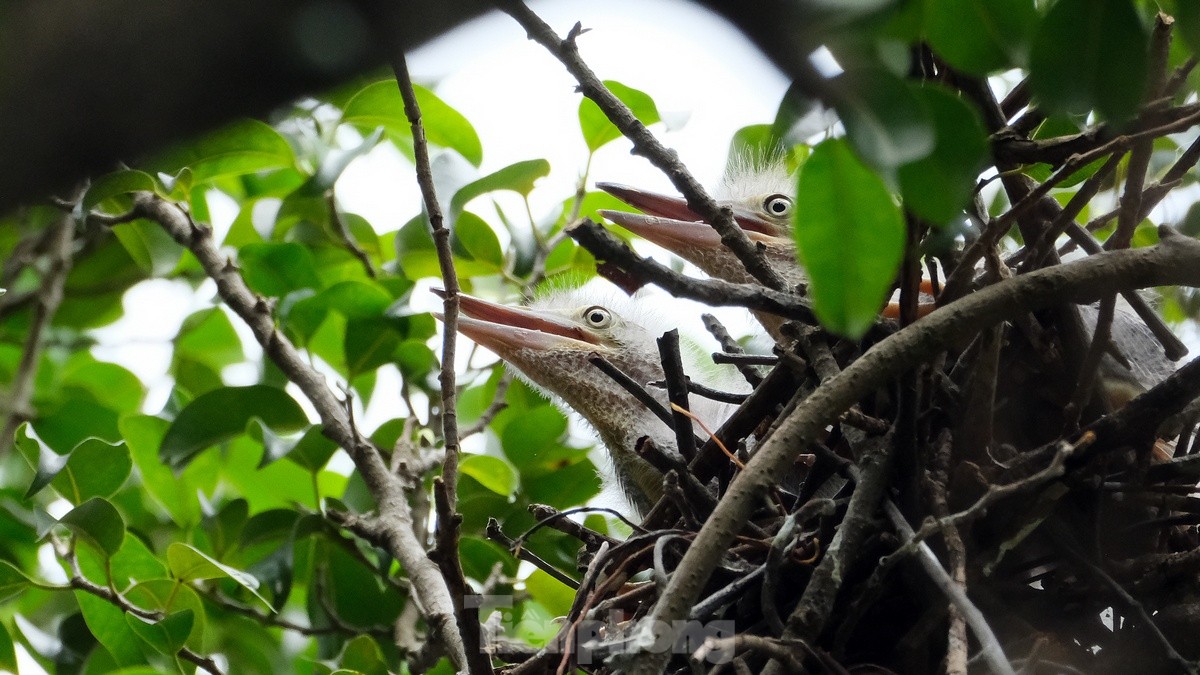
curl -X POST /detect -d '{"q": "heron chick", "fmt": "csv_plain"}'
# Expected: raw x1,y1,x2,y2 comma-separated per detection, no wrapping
435,283,743,513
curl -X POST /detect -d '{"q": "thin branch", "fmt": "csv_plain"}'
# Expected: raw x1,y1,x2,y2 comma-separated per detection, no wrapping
496,1,786,291
0,186,80,456
132,193,470,673
326,191,377,278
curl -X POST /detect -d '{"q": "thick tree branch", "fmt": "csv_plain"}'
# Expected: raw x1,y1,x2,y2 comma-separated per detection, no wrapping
629,229,1200,674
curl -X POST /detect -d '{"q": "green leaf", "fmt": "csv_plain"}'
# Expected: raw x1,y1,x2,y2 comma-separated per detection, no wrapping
338,634,389,675
160,385,309,470
579,80,661,152
897,85,989,224
460,455,517,497
82,170,159,212
449,159,551,216
49,437,133,504
318,280,395,319
453,211,504,268
1029,0,1148,121
0,621,17,673
924,0,1038,75
1178,0,1200,57
123,580,207,651
250,421,336,471
395,340,438,380
238,242,323,297
828,68,935,171
111,220,183,276
61,355,146,414
59,498,126,559
501,405,570,471
0,561,33,603
341,80,483,166
525,568,576,616
794,139,906,338
23,426,69,499
148,119,295,184
344,318,401,377
125,610,194,656
167,542,271,608
174,307,245,372
121,415,203,526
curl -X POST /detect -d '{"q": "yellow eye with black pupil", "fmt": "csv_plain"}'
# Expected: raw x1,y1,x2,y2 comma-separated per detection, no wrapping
763,194,792,218
583,306,612,328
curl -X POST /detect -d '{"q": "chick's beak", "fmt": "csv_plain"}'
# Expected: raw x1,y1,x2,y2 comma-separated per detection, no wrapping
430,289,601,355
596,181,781,237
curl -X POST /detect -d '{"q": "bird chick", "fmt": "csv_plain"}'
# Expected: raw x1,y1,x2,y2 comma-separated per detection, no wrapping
436,282,743,513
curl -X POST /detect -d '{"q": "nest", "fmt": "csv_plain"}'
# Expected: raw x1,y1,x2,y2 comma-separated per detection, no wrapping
486,290,1200,675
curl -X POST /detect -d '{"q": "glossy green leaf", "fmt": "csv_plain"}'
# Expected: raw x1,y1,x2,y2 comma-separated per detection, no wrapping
344,318,401,376
160,385,309,470
111,220,183,276
1178,0,1200,57
501,405,569,470
0,561,33,603
0,621,16,673
395,340,437,380
794,139,905,338
124,580,207,651
75,590,148,667
341,80,483,166
82,170,159,212
23,426,69,499
61,355,146,414
460,454,517,497
1030,0,1148,121
121,415,203,526
148,119,295,184
167,542,271,608
49,437,133,504
925,0,1038,75
525,568,576,616
579,80,661,152
338,634,389,675
897,85,989,224
251,421,336,471
239,242,323,297
125,610,194,656
449,159,551,216
829,68,935,171
59,498,126,558
174,307,244,377
453,211,504,268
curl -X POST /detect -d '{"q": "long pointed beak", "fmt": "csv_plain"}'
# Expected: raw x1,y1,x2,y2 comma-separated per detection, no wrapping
431,289,600,354
596,181,780,236
598,210,782,251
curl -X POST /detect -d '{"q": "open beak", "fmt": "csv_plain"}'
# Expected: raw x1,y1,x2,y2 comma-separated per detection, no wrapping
596,181,781,237
431,289,600,354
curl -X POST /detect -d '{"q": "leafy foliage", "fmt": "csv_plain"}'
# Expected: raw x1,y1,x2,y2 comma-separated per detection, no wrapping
1,1,1199,673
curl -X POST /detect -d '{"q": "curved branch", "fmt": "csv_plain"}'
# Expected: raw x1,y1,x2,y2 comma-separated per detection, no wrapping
132,192,471,673
629,227,1200,675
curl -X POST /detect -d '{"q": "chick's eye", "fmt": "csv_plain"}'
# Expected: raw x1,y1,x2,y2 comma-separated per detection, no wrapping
583,306,612,328
763,194,793,218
